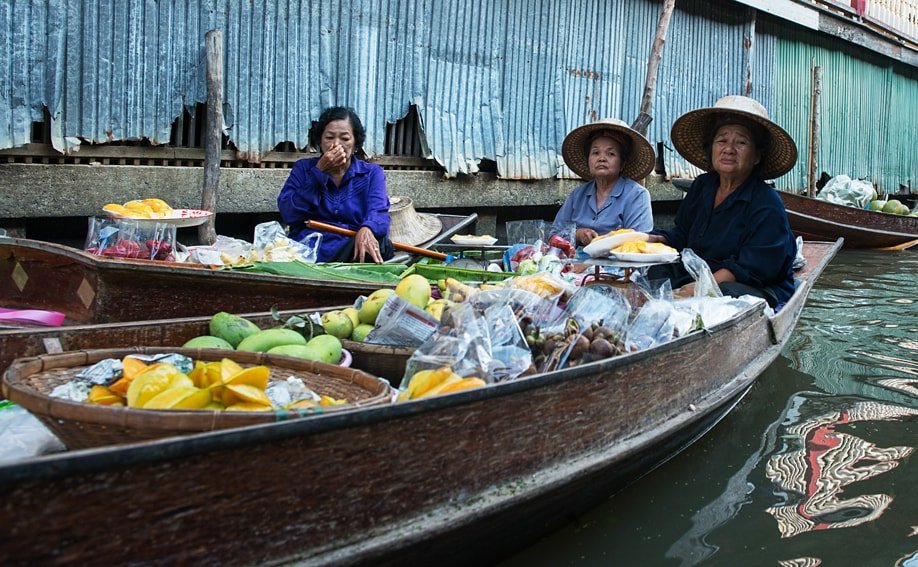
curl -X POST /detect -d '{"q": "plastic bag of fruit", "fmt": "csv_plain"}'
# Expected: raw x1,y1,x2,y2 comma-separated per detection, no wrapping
84,216,177,261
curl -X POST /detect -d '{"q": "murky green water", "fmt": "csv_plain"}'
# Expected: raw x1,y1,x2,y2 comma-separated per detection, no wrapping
503,248,918,566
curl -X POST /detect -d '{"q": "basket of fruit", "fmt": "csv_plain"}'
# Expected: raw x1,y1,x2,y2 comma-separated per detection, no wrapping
1,347,393,450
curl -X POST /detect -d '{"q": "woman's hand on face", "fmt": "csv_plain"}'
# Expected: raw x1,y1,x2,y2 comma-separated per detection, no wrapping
576,227,598,246
317,143,348,174
354,226,383,263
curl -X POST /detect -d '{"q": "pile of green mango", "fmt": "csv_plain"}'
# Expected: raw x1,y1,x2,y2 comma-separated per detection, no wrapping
183,312,343,365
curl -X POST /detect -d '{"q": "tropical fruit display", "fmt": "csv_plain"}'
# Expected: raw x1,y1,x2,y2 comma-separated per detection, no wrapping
85,355,348,411
103,198,175,219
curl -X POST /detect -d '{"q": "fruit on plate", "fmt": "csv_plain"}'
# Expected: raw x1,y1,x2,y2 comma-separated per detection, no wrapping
611,241,677,255
102,198,175,219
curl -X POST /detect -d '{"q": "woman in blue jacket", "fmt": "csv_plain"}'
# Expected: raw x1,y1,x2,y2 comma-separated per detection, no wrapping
278,106,393,263
647,96,798,308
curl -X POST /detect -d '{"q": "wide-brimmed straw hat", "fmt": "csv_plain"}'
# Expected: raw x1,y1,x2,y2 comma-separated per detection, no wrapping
561,118,656,180
670,95,798,180
388,196,442,246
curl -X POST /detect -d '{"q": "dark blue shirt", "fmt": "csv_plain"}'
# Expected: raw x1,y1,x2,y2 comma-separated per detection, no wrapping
278,157,390,262
655,172,796,304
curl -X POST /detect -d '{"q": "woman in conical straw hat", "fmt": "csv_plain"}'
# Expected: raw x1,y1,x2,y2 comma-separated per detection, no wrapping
646,96,798,308
551,118,656,247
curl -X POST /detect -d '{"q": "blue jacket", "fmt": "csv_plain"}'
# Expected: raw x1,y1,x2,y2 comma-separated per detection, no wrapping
655,172,796,304
278,157,390,262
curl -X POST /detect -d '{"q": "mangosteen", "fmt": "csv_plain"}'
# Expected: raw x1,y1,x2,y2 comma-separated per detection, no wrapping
590,337,615,359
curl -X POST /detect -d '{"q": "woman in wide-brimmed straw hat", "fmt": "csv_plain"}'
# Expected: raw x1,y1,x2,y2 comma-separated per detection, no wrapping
278,106,394,263
646,95,798,307
550,118,656,246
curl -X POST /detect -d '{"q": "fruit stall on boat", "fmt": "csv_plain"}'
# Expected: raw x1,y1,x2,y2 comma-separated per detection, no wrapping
0,239,842,565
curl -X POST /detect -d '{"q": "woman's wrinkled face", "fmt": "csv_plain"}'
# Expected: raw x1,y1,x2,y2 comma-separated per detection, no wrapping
587,136,624,181
711,124,761,179
321,119,355,158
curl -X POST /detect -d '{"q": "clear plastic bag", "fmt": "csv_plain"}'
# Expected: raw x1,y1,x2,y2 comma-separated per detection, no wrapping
506,219,550,245
0,401,65,463
255,221,321,263
816,174,876,209
624,300,677,352
682,248,722,298
366,294,439,347
84,216,177,261
560,286,631,341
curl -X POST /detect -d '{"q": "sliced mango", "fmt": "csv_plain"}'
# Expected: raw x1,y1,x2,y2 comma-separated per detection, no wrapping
225,365,270,390
87,385,124,405
224,383,271,406
219,358,244,384
318,395,348,407
144,386,200,410
187,360,208,388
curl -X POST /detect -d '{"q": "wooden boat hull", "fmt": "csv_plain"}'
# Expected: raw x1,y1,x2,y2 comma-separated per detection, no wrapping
0,213,476,324
778,191,918,249
0,308,410,386
0,241,841,566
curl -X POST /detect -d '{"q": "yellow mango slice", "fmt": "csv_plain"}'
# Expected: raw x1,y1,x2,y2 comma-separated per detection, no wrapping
219,358,244,384
187,361,208,388
416,373,464,399
318,395,348,407
87,385,124,405
225,365,270,390
144,386,201,410
127,364,180,407
224,383,271,406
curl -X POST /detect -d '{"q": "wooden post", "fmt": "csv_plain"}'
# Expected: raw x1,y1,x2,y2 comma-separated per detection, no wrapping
807,63,822,196
632,0,676,137
199,29,223,245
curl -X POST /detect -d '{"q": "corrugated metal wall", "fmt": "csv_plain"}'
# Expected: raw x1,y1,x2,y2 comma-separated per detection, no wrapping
0,0,913,187
770,20,918,193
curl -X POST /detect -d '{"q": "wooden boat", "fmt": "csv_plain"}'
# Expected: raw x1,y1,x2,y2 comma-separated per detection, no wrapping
0,240,841,566
777,191,918,250
670,178,917,250
0,213,476,324
0,307,410,385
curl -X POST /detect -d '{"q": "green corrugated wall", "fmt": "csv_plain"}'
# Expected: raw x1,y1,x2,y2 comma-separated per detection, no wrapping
772,23,918,195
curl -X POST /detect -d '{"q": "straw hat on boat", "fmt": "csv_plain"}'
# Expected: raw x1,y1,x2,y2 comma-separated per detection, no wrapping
561,118,656,180
388,196,442,246
670,95,798,180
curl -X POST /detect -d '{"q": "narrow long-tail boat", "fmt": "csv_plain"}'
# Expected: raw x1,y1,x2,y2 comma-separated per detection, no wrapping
777,191,918,250
0,213,476,323
0,240,841,566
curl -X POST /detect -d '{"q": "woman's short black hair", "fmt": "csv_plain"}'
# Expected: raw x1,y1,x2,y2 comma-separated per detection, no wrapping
308,106,366,151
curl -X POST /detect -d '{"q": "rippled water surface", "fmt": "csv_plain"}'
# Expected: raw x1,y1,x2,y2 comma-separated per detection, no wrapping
503,248,918,566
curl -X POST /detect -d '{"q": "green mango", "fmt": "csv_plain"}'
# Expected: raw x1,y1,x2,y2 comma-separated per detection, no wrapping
209,312,261,348
182,335,234,350
305,334,343,364
236,328,307,353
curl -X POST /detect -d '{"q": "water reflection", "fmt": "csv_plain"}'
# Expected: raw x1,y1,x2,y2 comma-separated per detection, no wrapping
764,394,917,538
504,250,918,566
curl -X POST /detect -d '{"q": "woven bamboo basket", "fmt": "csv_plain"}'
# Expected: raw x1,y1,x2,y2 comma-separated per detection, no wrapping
1,347,393,450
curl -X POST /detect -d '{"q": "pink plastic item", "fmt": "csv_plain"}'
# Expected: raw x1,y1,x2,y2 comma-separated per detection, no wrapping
0,308,66,327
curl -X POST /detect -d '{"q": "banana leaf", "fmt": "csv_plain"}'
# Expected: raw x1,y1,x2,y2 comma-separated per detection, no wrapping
236,261,407,284
402,263,513,283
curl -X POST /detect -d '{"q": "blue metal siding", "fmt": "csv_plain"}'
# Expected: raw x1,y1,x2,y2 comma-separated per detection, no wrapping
0,0,913,187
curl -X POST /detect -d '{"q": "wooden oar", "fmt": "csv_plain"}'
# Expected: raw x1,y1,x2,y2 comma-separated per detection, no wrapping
305,220,448,260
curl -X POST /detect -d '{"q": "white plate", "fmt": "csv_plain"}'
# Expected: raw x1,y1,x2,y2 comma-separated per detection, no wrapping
103,209,214,228
450,234,498,246
608,251,680,263
583,231,649,257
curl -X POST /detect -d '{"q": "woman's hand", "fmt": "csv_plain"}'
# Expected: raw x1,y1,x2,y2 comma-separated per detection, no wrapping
645,234,669,245
575,227,598,246
317,142,348,174
354,226,383,263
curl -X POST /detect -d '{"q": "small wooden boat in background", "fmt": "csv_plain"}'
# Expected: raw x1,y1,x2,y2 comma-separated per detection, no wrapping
0,240,842,566
0,212,476,324
777,191,918,250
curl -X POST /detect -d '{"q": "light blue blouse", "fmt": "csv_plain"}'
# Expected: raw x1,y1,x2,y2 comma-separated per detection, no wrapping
550,177,653,239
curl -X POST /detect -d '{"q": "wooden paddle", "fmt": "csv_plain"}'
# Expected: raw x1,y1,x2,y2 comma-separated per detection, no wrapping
305,220,448,260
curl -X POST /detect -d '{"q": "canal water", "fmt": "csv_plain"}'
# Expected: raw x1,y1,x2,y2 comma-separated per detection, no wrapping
503,248,918,566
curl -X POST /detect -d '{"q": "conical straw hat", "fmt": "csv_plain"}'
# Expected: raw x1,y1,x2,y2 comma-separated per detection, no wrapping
388,196,442,246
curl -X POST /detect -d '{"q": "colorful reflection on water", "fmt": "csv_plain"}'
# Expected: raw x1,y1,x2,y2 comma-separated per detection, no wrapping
503,249,918,566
